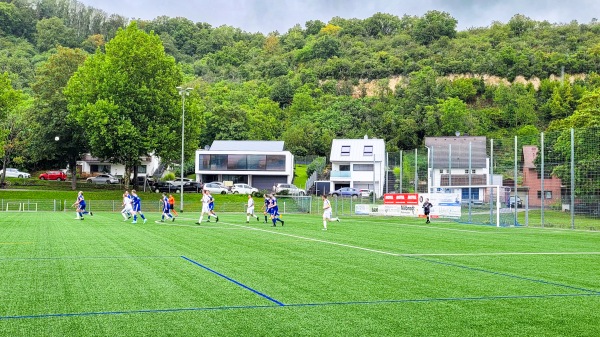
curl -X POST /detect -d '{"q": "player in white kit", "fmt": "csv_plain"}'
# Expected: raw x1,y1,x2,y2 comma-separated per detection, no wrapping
246,194,260,223
322,194,340,230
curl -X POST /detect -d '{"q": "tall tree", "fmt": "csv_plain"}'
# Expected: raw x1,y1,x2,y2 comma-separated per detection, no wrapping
0,72,28,184
31,46,88,189
64,22,184,186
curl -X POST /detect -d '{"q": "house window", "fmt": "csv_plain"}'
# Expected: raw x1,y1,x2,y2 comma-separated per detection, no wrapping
90,165,111,173
363,145,373,156
354,164,374,171
137,165,147,174
339,165,350,171
440,169,444,173
537,169,552,179
341,145,350,156
266,155,286,171
464,169,476,174
537,191,553,199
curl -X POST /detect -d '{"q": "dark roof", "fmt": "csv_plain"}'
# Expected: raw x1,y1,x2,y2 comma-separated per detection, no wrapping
425,136,487,168
209,141,285,152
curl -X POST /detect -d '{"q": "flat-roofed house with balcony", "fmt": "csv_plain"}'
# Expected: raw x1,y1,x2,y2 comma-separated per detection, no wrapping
329,136,386,197
195,140,294,190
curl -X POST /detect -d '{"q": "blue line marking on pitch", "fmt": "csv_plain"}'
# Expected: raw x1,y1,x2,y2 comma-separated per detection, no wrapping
1,293,598,320
404,255,600,294
181,256,285,306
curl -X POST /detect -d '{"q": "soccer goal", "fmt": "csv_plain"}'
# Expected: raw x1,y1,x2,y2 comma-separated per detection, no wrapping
430,185,517,227
5,202,38,212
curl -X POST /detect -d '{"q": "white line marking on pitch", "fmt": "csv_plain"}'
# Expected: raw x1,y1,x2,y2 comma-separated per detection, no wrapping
216,221,600,258
153,220,249,230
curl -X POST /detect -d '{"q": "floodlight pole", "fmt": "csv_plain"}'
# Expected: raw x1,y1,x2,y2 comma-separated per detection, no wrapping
177,86,193,212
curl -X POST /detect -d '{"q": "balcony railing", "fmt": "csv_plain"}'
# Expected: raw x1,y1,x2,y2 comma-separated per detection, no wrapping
330,170,351,178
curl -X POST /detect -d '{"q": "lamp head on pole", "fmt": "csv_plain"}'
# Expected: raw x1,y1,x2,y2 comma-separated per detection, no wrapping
177,86,193,96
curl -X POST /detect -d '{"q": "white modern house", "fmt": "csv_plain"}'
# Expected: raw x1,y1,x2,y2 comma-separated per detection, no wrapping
76,154,160,178
195,140,294,190
424,136,490,203
329,136,386,197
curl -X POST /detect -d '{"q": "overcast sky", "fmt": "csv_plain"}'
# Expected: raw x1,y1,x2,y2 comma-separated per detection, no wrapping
77,0,600,33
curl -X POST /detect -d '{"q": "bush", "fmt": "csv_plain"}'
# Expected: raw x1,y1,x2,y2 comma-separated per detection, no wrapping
162,172,176,182
306,157,326,178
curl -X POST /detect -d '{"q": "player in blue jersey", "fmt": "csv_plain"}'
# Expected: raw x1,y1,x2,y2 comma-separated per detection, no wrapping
206,191,219,222
72,191,93,220
160,193,175,222
267,194,284,227
130,189,147,224
262,194,270,223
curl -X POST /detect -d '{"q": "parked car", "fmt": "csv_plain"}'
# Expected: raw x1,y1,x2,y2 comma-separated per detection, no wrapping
39,170,67,181
86,174,119,184
507,196,523,208
203,182,229,194
0,168,30,178
207,181,232,191
231,183,258,194
153,181,181,193
183,181,203,193
275,183,306,195
330,187,360,198
359,189,373,197
167,177,192,187
134,176,155,186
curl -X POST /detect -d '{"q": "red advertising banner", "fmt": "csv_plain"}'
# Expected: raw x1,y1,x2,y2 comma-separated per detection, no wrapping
383,193,420,205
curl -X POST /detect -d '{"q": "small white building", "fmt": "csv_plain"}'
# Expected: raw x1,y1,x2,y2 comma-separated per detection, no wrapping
329,136,386,197
195,140,294,190
76,154,160,178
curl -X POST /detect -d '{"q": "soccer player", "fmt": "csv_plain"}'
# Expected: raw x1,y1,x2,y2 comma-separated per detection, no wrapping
246,194,259,223
267,194,284,227
322,194,339,230
422,198,433,224
196,190,212,224
161,193,175,222
206,191,219,222
262,194,270,223
130,189,147,224
168,194,178,217
121,190,133,221
72,191,92,220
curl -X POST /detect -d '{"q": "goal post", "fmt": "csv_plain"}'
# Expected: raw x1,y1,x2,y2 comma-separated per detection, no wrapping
429,185,515,227
6,202,22,212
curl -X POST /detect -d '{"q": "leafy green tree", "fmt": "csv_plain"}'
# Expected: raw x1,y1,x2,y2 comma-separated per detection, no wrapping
35,17,77,52
364,13,401,37
30,46,88,189
412,10,457,45
437,97,470,136
545,88,600,194
65,22,184,186
0,72,29,184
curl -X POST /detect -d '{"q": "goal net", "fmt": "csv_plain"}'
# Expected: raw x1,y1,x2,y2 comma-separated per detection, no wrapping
429,185,518,227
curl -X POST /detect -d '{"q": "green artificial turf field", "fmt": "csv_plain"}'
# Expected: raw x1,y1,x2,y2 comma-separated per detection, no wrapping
0,211,599,336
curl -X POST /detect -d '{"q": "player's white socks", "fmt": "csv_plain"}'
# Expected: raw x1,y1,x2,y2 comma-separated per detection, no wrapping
323,220,327,229
198,215,203,223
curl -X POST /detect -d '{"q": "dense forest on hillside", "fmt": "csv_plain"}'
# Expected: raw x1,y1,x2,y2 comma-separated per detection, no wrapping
2,0,600,176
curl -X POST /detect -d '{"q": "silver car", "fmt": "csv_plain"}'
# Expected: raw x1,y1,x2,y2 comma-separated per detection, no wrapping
231,183,258,194
203,183,229,194
86,174,120,184
0,168,31,178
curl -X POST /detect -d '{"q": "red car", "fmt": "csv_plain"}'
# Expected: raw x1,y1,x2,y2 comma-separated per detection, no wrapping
39,170,67,181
